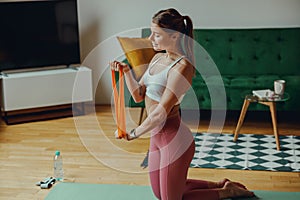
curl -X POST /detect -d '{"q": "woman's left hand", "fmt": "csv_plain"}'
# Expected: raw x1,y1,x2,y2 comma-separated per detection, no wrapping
114,129,136,141
126,129,138,141
126,133,135,141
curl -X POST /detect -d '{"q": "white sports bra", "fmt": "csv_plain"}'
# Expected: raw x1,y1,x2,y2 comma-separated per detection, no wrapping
143,55,185,103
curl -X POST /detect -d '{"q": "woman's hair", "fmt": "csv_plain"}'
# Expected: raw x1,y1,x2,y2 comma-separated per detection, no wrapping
152,8,195,65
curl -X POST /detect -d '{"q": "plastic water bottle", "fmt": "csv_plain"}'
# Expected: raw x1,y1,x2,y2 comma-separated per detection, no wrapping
53,150,64,181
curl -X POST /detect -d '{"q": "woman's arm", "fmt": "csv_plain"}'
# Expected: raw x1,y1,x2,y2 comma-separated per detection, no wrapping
110,53,163,103
130,59,194,140
124,68,146,103
110,61,145,103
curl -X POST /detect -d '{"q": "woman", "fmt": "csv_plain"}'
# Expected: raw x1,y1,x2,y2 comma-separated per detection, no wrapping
110,8,254,200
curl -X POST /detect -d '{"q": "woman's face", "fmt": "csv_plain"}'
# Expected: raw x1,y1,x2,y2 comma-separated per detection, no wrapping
149,22,175,51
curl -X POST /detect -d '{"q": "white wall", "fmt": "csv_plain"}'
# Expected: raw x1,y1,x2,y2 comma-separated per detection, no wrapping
77,0,300,104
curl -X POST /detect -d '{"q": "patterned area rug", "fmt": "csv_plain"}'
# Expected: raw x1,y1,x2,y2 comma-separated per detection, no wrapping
140,133,300,172
191,133,300,172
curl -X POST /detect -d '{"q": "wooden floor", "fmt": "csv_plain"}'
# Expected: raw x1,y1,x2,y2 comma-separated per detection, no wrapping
0,105,299,200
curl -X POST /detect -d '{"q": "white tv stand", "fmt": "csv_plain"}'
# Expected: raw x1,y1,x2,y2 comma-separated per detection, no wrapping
0,66,93,124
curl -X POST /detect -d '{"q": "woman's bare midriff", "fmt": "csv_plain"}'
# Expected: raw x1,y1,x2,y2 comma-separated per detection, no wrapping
145,96,180,119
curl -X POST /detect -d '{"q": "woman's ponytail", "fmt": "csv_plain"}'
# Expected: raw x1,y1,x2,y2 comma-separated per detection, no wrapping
183,15,195,66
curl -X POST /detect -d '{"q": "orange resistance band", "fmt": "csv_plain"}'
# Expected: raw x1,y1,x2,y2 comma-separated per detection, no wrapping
111,68,127,139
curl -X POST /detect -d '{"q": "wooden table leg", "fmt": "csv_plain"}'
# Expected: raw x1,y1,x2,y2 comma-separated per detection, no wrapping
269,102,280,151
233,99,250,141
260,101,280,150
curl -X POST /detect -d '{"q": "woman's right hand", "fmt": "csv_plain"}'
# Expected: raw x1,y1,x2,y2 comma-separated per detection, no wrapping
109,61,130,73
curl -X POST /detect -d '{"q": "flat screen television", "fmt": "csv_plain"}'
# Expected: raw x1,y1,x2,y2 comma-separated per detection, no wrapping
0,0,80,72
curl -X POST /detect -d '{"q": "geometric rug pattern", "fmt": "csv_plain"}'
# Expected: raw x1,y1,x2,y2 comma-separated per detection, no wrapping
190,133,300,172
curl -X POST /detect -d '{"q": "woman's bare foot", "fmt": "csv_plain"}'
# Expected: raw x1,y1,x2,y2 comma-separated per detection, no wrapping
217,178,247,189
219,181,254,199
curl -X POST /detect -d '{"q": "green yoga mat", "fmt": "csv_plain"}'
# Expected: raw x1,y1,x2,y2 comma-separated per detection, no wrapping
45,182,300,200
45,183,155,200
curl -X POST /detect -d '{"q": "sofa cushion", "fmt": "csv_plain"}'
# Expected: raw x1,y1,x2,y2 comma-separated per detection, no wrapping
194,28,300,76
228,75,281,89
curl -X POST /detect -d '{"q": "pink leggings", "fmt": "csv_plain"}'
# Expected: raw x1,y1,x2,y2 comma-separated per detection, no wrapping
149,115,220,200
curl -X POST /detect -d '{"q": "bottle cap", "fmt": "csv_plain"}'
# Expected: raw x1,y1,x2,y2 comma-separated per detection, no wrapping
55,150,60,156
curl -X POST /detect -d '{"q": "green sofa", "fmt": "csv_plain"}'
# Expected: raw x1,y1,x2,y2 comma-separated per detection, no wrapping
125,27,300,112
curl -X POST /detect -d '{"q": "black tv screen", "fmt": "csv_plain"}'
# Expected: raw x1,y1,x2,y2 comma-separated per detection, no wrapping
0,0,80,72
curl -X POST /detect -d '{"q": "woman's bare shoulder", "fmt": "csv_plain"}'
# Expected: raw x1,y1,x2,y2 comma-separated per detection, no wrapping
173,57,194,74
151,52,165,60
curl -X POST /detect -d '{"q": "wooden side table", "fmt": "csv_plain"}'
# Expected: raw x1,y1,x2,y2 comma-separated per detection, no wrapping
233,93,289,151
